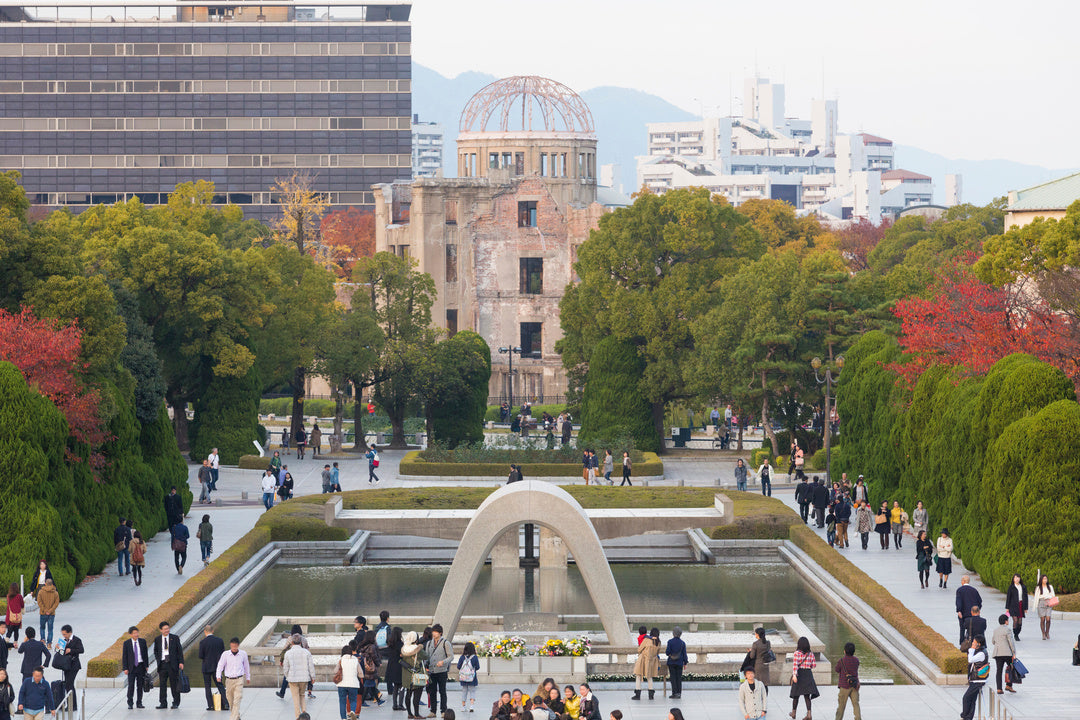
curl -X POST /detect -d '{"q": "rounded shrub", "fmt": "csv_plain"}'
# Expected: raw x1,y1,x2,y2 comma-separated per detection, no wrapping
579,337,660,453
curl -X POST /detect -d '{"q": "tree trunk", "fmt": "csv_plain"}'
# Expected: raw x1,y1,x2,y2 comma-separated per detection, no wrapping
289,365,305,439
652,401,666,454
167,390,191,452
388,406,408,449
351,394,369,452
761,371,779,458
330,384,345,453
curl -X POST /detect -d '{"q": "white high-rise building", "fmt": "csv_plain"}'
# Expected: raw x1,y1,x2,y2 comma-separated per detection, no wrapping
946,174,963,206
411,115,444,178
637,77,935,223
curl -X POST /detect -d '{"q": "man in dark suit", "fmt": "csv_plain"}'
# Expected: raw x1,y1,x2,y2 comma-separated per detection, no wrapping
956,575,984,645
794,477,811,523
198,625,229,712
17,627,50,686
153,621,184,709
122,626,149,709
164,487,184,529
57,625,84,710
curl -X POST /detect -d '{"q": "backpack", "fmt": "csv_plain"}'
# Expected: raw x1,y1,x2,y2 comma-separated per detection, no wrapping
372,452,380,468
458,656,476,683
375,625,389,648
131,541,145,564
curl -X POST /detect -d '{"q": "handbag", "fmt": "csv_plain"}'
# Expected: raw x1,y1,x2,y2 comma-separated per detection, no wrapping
141,675,153,693
332,660,343,685
8,611,21,624
1072,647,1080,666
171,538,187,553
874,513,887,524
959,619,974,652
115,540,126,552
1047,596,1060,607
1011,658,1028,678
762,647,777,664
178,669,191,694
52,653,72,671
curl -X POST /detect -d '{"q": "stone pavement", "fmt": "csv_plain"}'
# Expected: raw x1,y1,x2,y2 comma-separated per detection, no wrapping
775,488,1079,718
81,681,965,720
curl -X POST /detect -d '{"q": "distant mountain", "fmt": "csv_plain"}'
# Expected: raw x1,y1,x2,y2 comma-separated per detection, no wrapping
412,64,694,193
413,64,1070,207
893,145,1074,206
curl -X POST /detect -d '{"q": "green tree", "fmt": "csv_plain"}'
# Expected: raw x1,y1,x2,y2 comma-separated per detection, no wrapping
313,306,385,451
352,252,438,447
578,337,660,452
189,364,262,464
558,188,763,445
425,331,492,448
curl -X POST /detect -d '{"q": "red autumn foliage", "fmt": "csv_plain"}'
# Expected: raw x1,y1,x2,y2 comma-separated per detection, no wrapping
320,207,376,277
888,269,1080,388
835,217,890,271
0,307,109,467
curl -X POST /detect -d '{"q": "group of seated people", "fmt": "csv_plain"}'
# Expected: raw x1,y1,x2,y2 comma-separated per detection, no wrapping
489,679,595,720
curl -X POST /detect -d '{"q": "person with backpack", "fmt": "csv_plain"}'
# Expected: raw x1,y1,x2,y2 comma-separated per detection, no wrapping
456,642,479,713
375,612,392,660
366,448,381,484
359,632,385,707
757,460,771,497
961,635,989,720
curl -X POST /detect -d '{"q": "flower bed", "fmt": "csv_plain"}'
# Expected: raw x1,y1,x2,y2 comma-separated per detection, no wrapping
475,635,591,659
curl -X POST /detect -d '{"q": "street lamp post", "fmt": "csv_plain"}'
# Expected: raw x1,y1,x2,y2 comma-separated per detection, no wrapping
811,355,844,483
498,345,522,408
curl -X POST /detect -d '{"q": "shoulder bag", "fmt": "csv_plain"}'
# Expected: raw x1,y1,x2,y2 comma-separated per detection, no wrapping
960,619,974,652
178,669,191,694
410,659,429,688
332,659,343,684
762,642,776,664
171,537,187,553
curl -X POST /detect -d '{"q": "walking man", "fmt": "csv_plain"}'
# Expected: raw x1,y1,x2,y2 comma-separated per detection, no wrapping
956,576,983,645
833,642,861,720
321,464,334,494
18,628,50,686
734,459,748,492
835,494,852,549
164,486,183,528
282,634,315,718
261,470,277,511
365,447,380,484
757,460,771,497
215,637,249,720
153,621,184,709
795,476,811,523
122,626,148,709
56,625,83,710
114,516,132,576
199,625,229,712
36,580,59,649
812,478,830,528
198,459,213,504
961,636,988,720
208,448,220,491
17,666,54,720
425,624,453,716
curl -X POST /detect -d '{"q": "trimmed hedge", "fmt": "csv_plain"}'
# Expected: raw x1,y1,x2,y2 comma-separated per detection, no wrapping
238,454,269,470
256,500,349,542
708,492,801,539
789,523,967,675
399,450,664,477
837,336,1080,592
750,448,773,468
86,525,273,677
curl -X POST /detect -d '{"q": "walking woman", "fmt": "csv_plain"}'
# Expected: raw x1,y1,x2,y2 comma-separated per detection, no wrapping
400,631,426,720
197,514,214,568
621,452,632,487
28,561,53,598
1005,574,1029,641
456,641,479,712
912,500,929,538
855,501,873,550
129,530,148,586
889,501,906,549
788,636,818,720
915,530,934,589
874,502,890,549
631,628,660,701
748,626,772,689
936,529,954,588
4,584,22,643
602,450,614,485
734,459,748,492
990,614,1016,695
1034,575,1057,640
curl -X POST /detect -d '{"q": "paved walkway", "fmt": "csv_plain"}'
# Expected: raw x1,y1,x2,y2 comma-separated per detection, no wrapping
80,681,964,720
775,488,1079,719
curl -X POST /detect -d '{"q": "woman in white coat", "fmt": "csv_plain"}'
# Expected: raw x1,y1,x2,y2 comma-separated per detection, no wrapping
1034,574,1057,640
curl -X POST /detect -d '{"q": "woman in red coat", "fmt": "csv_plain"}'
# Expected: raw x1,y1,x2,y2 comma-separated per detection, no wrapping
4,584,23,642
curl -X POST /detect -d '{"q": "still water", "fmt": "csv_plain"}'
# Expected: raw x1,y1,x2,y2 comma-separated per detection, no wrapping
208,563,908,683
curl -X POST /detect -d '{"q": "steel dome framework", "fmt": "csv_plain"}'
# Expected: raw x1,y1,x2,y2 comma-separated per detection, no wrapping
459,75,595,135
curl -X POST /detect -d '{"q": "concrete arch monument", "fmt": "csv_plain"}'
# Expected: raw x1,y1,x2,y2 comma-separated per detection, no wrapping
432,481,635,647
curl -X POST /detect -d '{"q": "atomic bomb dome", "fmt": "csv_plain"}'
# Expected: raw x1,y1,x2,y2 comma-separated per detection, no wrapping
457,75,597,207
459,75,596,135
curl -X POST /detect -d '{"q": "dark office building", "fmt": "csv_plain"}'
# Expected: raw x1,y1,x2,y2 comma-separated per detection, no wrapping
0,1,411,222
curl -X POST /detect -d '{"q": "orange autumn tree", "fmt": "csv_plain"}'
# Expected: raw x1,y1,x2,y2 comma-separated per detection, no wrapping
320,206,376,278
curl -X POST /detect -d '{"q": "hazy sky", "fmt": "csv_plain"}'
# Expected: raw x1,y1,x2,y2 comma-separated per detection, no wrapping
411,0,1078,168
